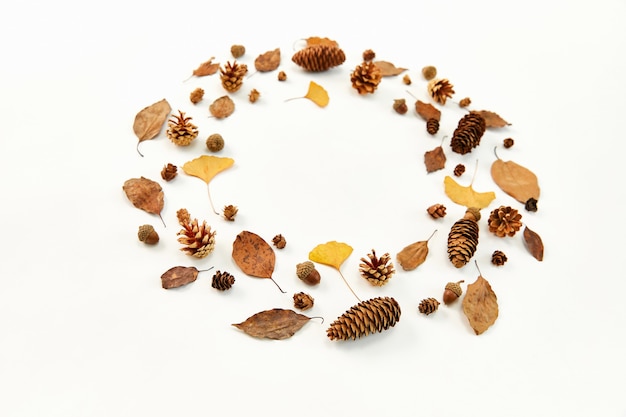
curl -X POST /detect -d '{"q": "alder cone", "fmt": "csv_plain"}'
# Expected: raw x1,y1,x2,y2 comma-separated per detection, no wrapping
327,297,401,341
447,208,480,268
291,44,346,72
450,112,486,154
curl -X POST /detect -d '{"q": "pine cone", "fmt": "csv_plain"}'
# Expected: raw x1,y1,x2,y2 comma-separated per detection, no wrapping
167,110,198,146
427,78,455,105
176,208,216,258
327,297,401,341
220,61,248,92
293,292,314,310
450,112,486,155
350,61,382,94
418,298,440,315
427,203,447,219
223,205,238,221
161,163,177,181
359,249,395,286
488,206,522,237
291,44,346,72
454,164,466,177
491,250,508,266
447,208,480,268
426,118,439,135
212,270,235,291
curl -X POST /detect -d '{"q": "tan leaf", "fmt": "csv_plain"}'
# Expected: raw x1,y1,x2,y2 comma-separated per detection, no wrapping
396,231,437,271
132,98,172,156
444,176,495,209
209,95,235,118
305,36,339,48
523,226,544,261
415,100,441,121
192,57,220,77
160,266,199,289
232,231,276,278
232,308,312,340
182,155,234,214
254,48,281,72
424,146,446,173
473,110,510,128
462,274,499,335
373,61,407,76
309,241,353,271
491,157,540,204
122,177,164,224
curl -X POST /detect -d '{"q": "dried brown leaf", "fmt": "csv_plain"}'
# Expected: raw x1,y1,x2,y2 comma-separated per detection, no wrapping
523,226,544,261
424,146,446,173
462,274,499,335
491,157,540,204
305,36,338,48
415,100,441,121
122,177,164,223
255,48,281,72
232,231,275,278
397,242,427,271
161,266,199,289
192,57,220,77
132,99,172,155
473,110,510,128
209,95,235,118
232,308,312,340
373,61,407,76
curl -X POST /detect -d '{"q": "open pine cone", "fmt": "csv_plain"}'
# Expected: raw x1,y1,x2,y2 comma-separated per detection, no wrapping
350,61,382,94
359,249,395,286
427,78,455,105
167,110,198,146
487,206,522,237
220,61,248,92
176,208,216,258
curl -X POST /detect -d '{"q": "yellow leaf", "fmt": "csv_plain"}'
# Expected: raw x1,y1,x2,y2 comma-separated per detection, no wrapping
182,155,234,214
444,176,495,209
304,81,329,107
309,241,353,270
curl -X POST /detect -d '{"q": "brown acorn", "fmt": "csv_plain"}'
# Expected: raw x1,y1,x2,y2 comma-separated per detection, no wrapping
137,224,159,244
296,261,321,285
443,280,464,305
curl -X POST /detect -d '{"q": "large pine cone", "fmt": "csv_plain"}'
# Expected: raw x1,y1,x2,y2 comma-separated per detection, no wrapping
350,61,382,94
212,270,235,291
291,44,346,72
427,78,455,104
447,208,480,268
359,249,395,286
220,61,248,92
450,112,486,154
327,297,401,341
176,208,216,258
488,206,522,237
167,110,198,146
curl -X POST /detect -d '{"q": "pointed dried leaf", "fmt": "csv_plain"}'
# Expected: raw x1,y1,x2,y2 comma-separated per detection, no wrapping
161,266,199,289
133,98,172,142
192,57,220,77
303,81,329,107
122,177,164,217
474,110,510,128
462,274,499,335
396,241,429,271
182,155,234,185
232,231,275,278
415,100,441,121
444,176,496,209
373,61,407,76
233,308,311,340
523,226,544,261
254,48,281,72
209,95,235,118
424,146,446,173
491,159,540,203
309,241,353,271
305,36,338,47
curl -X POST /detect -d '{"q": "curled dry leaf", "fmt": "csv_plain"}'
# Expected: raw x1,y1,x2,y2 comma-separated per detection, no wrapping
473,110,510,128
232,231,284,292
232,308,312,340
415,100,441,121
132,98,172,156
161,266,200,289
444,176,496,209
424,146,446,173
491,151,540,204
462,274,499,335
209,95,235,118
523,226,544,261
305,36,339,47
396,230,436,271
254,48,281,72
191,57,220,77
182,155,234,214
373,61,407,76
122,177,165,225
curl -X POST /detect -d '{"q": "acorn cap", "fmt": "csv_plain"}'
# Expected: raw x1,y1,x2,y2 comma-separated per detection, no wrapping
445,281,463,297
138,224,159,244
296,261,315,280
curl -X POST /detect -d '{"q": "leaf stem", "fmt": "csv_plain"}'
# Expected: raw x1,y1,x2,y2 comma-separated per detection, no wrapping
198,266,215,273
270,277,286,293
493,146,501,160
158,213,166,228
338,269,361,303
207,184,219,215
470,159,479,186
474,260,483,277
284,97,304,103
309,316,325,324
427,229,438,242
136,141,144,157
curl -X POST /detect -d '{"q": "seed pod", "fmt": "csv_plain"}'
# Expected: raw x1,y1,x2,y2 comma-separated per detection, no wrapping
138,224,159,244
443,280,464,305
296,261,321,285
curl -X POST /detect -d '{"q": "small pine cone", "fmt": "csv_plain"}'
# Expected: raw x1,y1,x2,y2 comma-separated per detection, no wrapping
491,250,508,266
248,89,260,103
189,87,204,104
427,78,455,104
450,112,486,155
137,224,159,244
212,270,235,291
488,206,522,237
454,164,466,177
327,296,401,341
161,163,177,181
206,133,224,152
418,298,440,315
426,118,439,135
350,61,382,94
277,71,287,81
427,203,447,219
176,208,216,258
167,110,198,146
503,137,514,148
359,249,395,286
223,204,238,221
362,49,375,61
447,208,480,268
459,97,471,107
525,198,538,212
293,292,314,311
220,61,248,92
291,44,346,72
296,261,321,285
272,234,286,249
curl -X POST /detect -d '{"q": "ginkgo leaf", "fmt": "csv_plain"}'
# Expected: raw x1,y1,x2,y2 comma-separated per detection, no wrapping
444,176,495,209
305,36,339,47
309,241,353,270
182,155,234,214
374,61,407,76
491,153,540,204
132,98,171,156
254,48,281,72
286,81,329,107
233,309,313,340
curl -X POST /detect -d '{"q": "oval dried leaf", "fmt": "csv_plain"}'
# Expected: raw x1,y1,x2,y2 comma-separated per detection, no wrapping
232,308,311,340
444,176,496,209
415,100,441,121
133,98,172,146
373,61,407,76
309,241,353,271
161,266,199,289
523,226,544,261
209,95,235,118
254,48,281,72
122,177,164,218
232,231,275,278
491,159,540,203
396,241,429,271
462,275,499,335
473,110,510,128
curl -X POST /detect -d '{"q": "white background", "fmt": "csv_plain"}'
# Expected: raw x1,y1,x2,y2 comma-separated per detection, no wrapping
1,1,625,416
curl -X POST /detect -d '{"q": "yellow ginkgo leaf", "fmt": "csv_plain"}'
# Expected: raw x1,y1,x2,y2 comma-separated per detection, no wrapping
444,176,495,209
309,241,353,270
183,155,234,214
304,81,329,107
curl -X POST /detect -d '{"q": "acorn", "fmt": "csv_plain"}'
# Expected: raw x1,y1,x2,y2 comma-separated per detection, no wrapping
296,261,321,286
443,280,464,305
138,224,159,245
